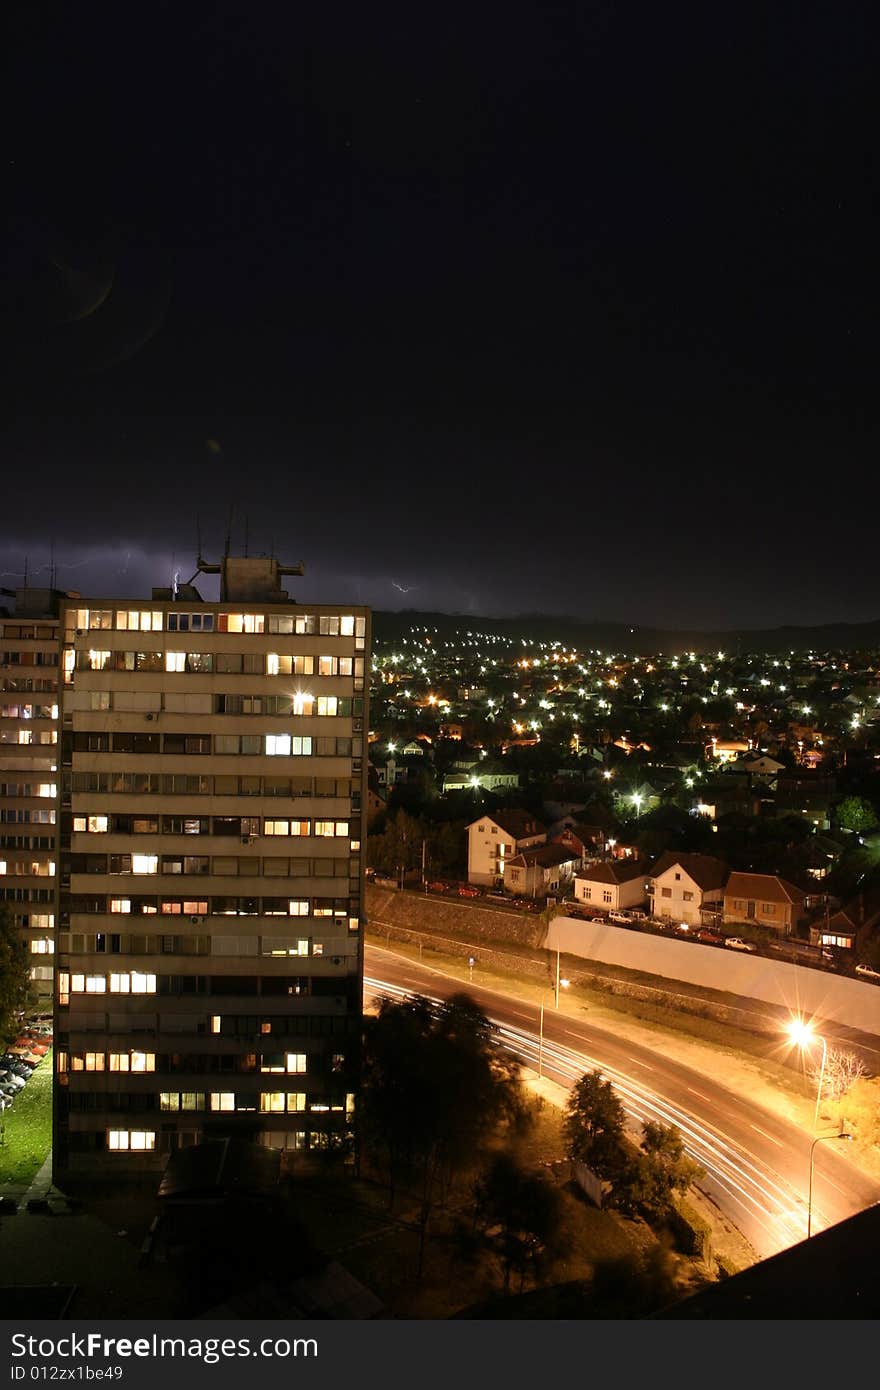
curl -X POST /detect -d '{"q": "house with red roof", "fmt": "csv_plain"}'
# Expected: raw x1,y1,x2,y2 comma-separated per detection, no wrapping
648,852,729,928
723,871,807,935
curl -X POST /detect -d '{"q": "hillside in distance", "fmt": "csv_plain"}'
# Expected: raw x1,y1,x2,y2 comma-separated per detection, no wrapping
372,609,880,656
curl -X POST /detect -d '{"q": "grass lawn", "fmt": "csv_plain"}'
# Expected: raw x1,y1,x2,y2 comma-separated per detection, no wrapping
0,1050,53,1186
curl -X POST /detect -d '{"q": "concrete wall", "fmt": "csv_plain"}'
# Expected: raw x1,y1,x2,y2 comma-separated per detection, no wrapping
545,915,880,1037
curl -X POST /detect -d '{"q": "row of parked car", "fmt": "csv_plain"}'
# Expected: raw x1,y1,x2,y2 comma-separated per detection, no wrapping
568,906,880,979
0,1015,53,1111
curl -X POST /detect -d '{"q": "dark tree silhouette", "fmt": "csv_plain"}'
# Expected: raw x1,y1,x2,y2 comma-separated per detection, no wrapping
359,992,527,1276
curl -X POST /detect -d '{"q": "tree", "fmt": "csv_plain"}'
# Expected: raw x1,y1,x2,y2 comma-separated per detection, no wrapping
810,1047,868,1108
359,993,527,1276
563,1069,628,1179
0,905,31,1046
625,1122,704,1222
473,1154,569,1293
836,796,879,835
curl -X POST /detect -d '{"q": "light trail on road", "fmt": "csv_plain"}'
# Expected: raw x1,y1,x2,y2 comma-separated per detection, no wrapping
364,972,836,1258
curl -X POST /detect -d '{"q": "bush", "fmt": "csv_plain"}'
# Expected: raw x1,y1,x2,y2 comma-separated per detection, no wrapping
668,1198,713,1261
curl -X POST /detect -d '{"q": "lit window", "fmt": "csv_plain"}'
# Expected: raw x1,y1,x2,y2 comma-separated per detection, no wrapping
29,938,54,954
107,1130,155,1152
132,855,158,875
266,653,280,675
166,652,186,672
260,1092,286,1112
289,899,309,916
210,1093,235,1111
85,974,106,993
286,1053,307,1073
266,734,291,757
110,898,131,914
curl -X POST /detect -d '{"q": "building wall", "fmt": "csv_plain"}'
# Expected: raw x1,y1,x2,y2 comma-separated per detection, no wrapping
54,590,368,1179
723,894,798,934
574,875,646,913
467,818,544,887
0,596,62,1002
650,867,721,926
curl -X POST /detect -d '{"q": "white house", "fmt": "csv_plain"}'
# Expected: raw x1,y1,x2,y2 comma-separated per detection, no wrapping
466,809,546,887
572,859,648,914
504,844,580,899
648,851,729,927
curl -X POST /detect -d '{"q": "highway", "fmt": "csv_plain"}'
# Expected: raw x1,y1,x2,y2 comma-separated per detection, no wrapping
365,943,880,1261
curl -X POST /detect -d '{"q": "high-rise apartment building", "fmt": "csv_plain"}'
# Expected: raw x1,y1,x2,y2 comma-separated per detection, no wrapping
0,587,65,1004
54,557,368,1180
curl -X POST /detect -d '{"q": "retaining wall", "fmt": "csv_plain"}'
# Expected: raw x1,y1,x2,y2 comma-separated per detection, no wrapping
546,916,880,1038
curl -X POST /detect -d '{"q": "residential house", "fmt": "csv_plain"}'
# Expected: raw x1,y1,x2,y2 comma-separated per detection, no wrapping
466,810,546,888
443,759,520,794
648,852,729,928
550,823,607,865
772,771,836,830
572,859,648,915
710,741,750,765
809,888,880,954
504,843,580,900
727,753,785,786
723,871,807,936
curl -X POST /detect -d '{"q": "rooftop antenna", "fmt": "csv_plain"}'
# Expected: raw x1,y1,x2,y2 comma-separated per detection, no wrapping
223,505,234,561
49,540,57,591
244,514,249,558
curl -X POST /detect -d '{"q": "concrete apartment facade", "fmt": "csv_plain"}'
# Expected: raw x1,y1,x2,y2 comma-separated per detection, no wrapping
0,587,65,1004
53,557,369,1180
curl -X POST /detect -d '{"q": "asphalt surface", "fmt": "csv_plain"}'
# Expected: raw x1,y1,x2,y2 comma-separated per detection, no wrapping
365,943,880,1261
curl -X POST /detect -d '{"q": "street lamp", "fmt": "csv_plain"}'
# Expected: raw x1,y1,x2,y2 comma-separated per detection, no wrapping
787,1018,828,1131
808,1131,852,1238
538,978,570,1079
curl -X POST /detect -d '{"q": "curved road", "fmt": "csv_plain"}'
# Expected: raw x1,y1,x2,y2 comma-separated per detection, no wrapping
365,944,880,1260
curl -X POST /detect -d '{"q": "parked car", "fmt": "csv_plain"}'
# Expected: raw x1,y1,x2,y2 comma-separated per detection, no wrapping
724,936,757,953
458,885,480,898
426,881,448,893
695,928,724,945
608,910,631,925
855,962,880,981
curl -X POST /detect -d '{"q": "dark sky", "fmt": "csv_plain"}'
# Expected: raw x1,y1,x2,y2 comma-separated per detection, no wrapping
2,4,876,629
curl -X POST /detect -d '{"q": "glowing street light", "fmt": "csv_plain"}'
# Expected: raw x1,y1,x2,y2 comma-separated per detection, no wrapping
787,1019,828,1131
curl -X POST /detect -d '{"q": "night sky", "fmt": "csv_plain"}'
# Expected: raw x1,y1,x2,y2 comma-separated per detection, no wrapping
3,5,876,629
